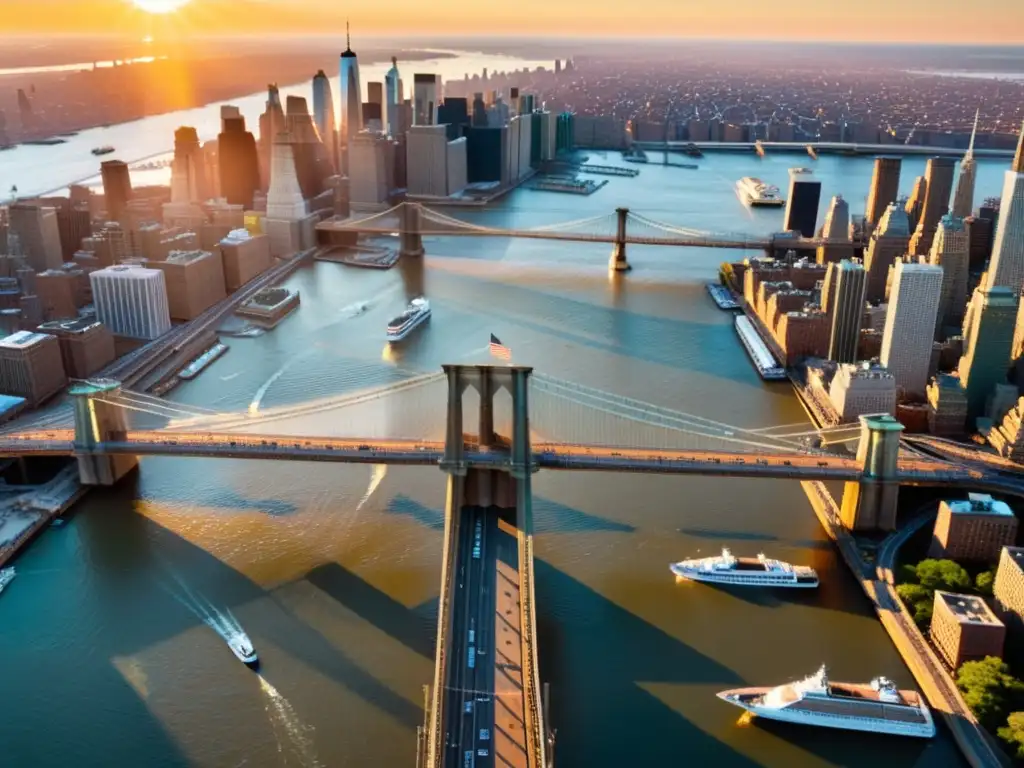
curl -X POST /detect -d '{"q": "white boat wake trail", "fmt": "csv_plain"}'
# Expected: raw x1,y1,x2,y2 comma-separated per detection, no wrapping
158,564,246,644
356,464,388,512
259,677,323,768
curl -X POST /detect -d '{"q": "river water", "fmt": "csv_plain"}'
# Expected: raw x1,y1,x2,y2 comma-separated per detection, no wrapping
2,72,1016,767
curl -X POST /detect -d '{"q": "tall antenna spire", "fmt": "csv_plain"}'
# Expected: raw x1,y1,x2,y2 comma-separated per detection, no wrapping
967,108,980,156
346,19,351,51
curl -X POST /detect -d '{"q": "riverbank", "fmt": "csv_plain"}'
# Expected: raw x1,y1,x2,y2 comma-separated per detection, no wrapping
0,464,87,567
802,481,1009,767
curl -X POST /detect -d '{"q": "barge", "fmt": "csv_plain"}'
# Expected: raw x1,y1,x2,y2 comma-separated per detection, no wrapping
735,315,786,380
706,284,739,310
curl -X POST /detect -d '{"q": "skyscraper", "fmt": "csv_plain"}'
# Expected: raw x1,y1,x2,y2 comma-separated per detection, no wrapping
311,70,337,169
339,22,363,170
985,122,1024,294
414,74,440,126
880,261,943,398
909,157,956,255
905,176,928,232
865,156,902,232
169,126,207,204
827,260,866,364
929,214,970,335
864,203,911,303
816,195,853,264
783,169,821,238
951,110,981,219
266,132,307,221
385,57,401,137
958,286,1018,423
285,95,333,200
472,93,487,127
217,116,261,209
258,85,285,192
100,160,133,223
8,204,63,273
90,265,172,340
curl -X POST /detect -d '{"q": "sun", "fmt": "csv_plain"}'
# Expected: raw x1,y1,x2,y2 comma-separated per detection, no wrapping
130,0,191,13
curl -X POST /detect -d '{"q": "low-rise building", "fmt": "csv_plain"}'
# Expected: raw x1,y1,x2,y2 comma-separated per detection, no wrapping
828,362,896,423
152,249,227,321
931,591,1005,669
994,546,1024,634
929,494,1018,563
36,317,116,378
219,230,273,292
0,330,67,406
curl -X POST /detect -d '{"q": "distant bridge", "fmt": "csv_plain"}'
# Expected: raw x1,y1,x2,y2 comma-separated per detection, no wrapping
317,202,855,269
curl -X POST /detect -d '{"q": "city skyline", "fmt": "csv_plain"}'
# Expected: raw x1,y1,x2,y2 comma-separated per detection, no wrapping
4,0,1024,43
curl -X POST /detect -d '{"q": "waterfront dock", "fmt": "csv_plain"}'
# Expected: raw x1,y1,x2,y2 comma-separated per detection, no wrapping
0,465,85,567
706,283,739,310
530,177,608,195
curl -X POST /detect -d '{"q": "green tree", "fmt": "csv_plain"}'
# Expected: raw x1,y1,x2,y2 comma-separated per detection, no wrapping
895,583,934,629
998,712,1024,760
957,657,1024,732
915,559,972,593
898,564,920,585
976,569,996,597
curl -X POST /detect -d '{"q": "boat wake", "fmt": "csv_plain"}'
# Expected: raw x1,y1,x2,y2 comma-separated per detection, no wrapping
159,565,248,647
259,677,323,767
355,464,387,512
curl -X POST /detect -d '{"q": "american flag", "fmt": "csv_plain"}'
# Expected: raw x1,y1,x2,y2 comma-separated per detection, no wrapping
489,334,511,361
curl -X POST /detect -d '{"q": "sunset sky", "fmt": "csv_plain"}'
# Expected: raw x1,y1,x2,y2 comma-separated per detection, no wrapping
2,0,1022,43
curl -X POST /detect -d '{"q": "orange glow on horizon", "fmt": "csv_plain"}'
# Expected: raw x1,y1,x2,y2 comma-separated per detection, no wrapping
1,0,1022,44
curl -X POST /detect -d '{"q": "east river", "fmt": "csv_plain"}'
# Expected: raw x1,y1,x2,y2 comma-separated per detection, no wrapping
2,56,1018,767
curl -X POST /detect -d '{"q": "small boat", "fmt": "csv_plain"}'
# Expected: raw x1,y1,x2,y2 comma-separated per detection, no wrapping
386,297,431,342
226,632,259,669
0,567,15,595
717,666,935,738
670,548,818,588
91,145,115,156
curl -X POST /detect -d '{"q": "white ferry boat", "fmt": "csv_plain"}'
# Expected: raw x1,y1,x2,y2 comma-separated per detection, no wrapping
226,632,259,669
670,548,818,588
735,315,786,380
386,298,431,342
736,177,785,207
0,567,15,595
718,666,935,739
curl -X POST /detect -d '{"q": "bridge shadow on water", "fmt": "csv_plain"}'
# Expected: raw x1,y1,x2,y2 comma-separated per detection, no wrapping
383,493,635,534
532,556,760,767
677,526,833,552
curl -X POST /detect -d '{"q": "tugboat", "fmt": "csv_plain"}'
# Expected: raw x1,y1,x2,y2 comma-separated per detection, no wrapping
670,548,818,588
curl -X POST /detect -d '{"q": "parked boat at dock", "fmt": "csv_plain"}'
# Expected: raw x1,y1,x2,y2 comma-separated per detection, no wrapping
0,567,15,596
735,315,786,380
179,343,228,380
707,284,739,310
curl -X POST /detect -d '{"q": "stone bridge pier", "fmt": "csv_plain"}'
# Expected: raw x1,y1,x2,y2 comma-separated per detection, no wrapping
69,380,138,486
400,203,425,258
840,414,904,531
609,207,631,272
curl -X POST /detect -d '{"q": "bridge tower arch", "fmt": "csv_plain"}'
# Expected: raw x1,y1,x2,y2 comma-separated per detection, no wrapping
69,380,138,486
610,207,632,272
840,414,904,531
399,202,425,258
426,364,545,768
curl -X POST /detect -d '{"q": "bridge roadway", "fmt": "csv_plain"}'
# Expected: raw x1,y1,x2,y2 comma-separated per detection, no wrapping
632,139,1016,159
0,428,1010,489
442,506,532,768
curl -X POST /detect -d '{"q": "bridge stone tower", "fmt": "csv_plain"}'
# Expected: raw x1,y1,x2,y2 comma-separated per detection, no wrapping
69,380,138,486
399,202,424,258
610,207,632,272
425,364,545,768
840,414,904,531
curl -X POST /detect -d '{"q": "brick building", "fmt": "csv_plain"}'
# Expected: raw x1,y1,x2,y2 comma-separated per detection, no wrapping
930,591,1005,669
